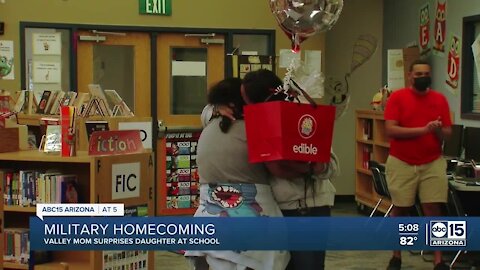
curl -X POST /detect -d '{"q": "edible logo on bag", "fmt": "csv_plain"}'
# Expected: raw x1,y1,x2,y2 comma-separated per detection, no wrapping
298,114,317,139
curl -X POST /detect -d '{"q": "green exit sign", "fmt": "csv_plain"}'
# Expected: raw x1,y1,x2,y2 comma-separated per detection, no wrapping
139,0,171,16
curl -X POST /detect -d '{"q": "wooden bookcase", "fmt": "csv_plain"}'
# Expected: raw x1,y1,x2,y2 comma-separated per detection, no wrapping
355,110,391,213
0,150,155,270
16,114,152,152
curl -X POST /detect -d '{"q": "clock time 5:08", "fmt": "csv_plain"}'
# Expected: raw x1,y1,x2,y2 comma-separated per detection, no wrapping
398,223,419,232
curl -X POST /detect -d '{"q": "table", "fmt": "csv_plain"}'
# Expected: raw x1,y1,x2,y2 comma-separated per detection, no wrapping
449,180,480,216
449,180,480,192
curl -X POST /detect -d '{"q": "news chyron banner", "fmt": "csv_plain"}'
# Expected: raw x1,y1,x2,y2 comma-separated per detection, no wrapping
32,204,480,251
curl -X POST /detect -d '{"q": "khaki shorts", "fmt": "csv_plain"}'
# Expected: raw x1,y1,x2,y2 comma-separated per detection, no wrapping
385,156,448,207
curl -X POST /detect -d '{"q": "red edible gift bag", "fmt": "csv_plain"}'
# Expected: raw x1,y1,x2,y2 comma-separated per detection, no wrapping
244,101,336,163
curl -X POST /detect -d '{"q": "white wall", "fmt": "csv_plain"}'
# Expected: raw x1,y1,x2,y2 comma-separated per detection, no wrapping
383,0,480,127
325,0,384,195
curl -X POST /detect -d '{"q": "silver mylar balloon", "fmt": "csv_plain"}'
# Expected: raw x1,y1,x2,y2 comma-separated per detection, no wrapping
270,0,344,38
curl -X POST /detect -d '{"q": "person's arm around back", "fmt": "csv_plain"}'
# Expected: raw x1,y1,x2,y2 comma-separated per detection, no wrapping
264,153,338,180
313,151,340,181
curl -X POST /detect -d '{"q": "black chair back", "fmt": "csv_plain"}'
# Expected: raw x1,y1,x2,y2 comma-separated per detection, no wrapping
369,160,390,198
443,124,464,158
447,182,466,217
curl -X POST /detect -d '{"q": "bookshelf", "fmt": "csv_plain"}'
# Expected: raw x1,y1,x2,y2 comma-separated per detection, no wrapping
355,110,391,213
0,150,155,270
15,113,152,154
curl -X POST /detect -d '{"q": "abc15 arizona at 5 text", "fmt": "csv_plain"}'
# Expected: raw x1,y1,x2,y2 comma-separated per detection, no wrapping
428,221,466,247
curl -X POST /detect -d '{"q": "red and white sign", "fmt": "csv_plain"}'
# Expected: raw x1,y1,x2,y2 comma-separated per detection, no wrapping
433,0,447,54
446,34,461,90
419,4,431,55
88,130,144,156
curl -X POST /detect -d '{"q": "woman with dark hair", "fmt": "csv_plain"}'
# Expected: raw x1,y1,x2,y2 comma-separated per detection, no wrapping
186,73,320,270
204,69,339,270
201,77,245,133
245,70,339,270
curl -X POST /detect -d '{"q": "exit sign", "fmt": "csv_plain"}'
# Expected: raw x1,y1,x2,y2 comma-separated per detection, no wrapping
139,0,171,16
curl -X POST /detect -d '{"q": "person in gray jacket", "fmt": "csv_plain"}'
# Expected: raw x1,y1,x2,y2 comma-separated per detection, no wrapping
201,70,339,270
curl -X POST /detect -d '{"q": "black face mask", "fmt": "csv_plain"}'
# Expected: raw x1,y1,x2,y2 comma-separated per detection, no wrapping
413,76,431,91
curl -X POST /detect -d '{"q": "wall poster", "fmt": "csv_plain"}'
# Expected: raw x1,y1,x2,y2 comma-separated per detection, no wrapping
445,33,461,93
32,61,61,83
233,55,274,79
419,3,431,55
165,131,201,211
433,0,447,56
33,33,61,55
0,40,14,80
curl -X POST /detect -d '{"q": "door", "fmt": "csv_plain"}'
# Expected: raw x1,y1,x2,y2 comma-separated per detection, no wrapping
156,33,225,127
156,33,225,215
76,30,151,117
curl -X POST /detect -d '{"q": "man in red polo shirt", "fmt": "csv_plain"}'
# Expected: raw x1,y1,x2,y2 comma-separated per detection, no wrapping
384,59,452,270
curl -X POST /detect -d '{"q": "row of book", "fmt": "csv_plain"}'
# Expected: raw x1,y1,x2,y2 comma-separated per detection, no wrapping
8,84,133,117
1,170,80,206
362,145,372,169
85,84,133,117
3,228,29,265
362,119,373,140
13,90,85,115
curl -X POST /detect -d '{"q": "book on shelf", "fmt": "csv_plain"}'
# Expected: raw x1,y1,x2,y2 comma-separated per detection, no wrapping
3,170,39,206
3,228,30,265
18,170,35,206
3,228,52,265
36,90,52,114
43,125,61,153
58,174,79,203
85,120,109,142
61,91,78,107
2,170,82,205
49,91,65,115
13,90,26,113
38,171,61,204
23,90,38,115
44,90,59,115
73,92,91,114
362,119,373,140
2,169,14,205
362,145,371,169
104,89,134,116
81,98,110,117
60,106,77,157
88,84,113,116
38,116,61,145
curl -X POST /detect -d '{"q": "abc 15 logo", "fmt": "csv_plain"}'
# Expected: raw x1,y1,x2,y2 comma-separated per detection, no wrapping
430,221,466,239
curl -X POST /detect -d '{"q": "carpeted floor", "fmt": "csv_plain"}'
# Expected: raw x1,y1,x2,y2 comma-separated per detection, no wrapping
154,201,477,270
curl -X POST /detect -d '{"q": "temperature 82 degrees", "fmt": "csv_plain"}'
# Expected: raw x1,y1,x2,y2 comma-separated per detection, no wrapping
399,235,418,246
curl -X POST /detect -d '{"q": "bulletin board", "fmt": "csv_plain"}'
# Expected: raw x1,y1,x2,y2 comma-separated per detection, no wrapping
158,129,201,215
232,55,274,79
